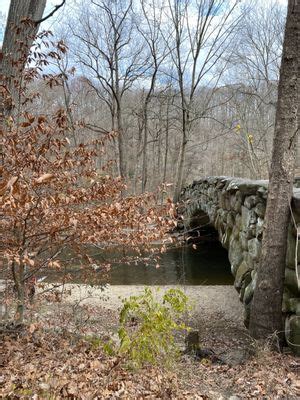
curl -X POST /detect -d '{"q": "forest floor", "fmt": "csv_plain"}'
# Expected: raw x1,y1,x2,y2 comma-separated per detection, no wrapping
0,284,299,399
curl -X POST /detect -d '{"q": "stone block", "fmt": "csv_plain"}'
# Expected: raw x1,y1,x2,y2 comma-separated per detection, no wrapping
254,202,266,218
233,191,243,213
234,260,251,291
226,212,235,228
208,187,215,197
219,193,227,209
292,190,300,211
244,252,255,270
285,314,300,355
282,292,300,314
282,288,292,313
248,238,261,261
286,236,297,269
256,218,264,239
221,226,232,249
243,272,257,305
209,205,217,222
230,195,236,209
239,271,252,302
243,282,254,306
231,224,240,240
224,195,231,210
249,224,257,238
234,213,241,229
239,232,248,251
222,210,228,223
241,206,257,232
216,179,227,190
228,238,244,275
257,186,268,199
284,268,299,295
244,195,259,209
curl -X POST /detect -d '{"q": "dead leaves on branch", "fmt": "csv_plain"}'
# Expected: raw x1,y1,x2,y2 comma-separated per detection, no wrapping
1,90,175,314
0,33,176,327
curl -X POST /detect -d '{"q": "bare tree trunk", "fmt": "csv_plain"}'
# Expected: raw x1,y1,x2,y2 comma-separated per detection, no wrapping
249,0,300,342
115,46,126,180
173,131,187,202
173,106,188,202
15,265,25,325
141,105,149,192
163,101,170,185
116,105,126,179
133,114,143,194
57,60,78,147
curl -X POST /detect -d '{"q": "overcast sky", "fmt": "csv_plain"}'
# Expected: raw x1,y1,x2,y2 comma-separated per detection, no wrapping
0,0,289,15
0,0,289,37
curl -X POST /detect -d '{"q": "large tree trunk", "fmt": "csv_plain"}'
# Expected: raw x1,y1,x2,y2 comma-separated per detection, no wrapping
0,0,46,324
0,0,46,116
249,0,300,342
0,0,46,159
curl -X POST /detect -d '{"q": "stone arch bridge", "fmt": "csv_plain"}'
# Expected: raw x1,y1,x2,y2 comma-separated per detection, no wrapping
179,176,300,353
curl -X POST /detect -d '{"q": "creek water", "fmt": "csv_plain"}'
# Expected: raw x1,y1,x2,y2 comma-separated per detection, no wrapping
46,242,233,286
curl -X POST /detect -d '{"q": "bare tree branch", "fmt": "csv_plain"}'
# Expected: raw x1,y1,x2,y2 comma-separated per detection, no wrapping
35,0,66,25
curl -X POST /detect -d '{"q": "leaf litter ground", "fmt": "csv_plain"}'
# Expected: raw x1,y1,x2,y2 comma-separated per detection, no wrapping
0,286,299,399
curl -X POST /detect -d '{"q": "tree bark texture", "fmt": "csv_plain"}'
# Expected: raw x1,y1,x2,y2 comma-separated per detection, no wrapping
249,0,300,341
0,0,46,113
0,0,46,165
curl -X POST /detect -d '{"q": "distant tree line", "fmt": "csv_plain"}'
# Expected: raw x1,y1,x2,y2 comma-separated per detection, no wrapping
28,0,285,200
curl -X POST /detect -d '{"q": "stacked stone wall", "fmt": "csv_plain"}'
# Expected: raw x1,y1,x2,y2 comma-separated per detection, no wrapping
180,176,300,353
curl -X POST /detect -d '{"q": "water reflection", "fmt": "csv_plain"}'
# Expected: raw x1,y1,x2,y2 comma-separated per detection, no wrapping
102,242,233,285
46,242,233,286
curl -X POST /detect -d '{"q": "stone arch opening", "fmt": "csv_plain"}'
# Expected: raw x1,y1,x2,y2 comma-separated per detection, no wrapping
184,208,233,285
186,209,218,241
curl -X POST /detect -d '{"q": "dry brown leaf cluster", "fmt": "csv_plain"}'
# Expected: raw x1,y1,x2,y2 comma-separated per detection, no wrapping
0,328,186,399
1,299,299,399
180,353,300,399
0,38,175,323
1,321,299,399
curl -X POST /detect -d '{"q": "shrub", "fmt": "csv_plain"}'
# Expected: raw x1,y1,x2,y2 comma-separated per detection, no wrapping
116,287,190,369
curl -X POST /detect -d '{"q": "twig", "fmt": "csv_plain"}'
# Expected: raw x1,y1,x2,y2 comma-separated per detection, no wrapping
35,1,66,25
